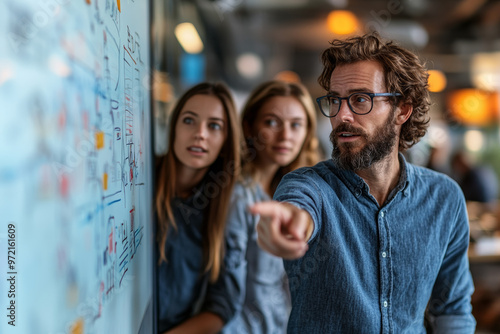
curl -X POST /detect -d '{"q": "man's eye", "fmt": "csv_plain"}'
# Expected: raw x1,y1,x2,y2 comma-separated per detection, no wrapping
330,97,340,105
353,94,369,103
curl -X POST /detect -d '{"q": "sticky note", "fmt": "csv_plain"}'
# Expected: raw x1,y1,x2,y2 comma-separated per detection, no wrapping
70,318,84,334
103,172,108,190
95,131,104,150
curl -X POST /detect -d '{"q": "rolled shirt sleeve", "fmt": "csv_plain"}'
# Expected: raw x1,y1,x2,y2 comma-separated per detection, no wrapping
273,169,324,242
427,191,476,333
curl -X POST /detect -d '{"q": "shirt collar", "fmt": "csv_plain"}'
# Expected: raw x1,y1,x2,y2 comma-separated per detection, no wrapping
173,176,207,206
387,153,410,201
329,152,410,201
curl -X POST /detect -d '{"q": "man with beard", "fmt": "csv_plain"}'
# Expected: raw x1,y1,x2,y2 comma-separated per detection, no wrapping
251,33,476,333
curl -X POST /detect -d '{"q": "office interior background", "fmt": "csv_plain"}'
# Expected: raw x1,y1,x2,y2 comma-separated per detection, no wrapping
1,0,499,332
151,0,500,332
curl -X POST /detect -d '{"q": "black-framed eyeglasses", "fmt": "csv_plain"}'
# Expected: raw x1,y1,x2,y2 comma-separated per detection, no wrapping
316,92,402,118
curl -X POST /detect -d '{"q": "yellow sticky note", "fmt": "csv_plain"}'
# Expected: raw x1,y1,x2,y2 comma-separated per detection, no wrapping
70,318,84,334
103,173,108,190
95,132,104,150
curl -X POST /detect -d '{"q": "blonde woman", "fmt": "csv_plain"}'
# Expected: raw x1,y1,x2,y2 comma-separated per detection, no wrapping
202,80,320,333
155,82,240,334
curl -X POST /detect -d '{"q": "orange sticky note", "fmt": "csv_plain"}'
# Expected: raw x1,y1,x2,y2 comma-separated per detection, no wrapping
95,132,104,150
70,318,84,334
103,173,108,190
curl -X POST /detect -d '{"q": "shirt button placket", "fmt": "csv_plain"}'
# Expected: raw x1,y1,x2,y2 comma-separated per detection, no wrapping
379,210,391,334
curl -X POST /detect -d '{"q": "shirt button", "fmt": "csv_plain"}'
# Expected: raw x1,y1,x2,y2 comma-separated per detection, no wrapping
382,252,387,258
383,301,388,307
380,211,385,218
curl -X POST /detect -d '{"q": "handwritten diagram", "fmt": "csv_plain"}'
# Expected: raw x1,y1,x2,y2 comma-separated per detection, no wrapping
0,0,152,333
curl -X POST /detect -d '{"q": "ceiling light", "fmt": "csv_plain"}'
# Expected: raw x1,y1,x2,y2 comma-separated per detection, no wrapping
471,52,500,91
427,70,446,93
464,130,484,152
236,53,263,80
447,89,496,126
327,10,359,35
274,70,300,83
175,22,204,54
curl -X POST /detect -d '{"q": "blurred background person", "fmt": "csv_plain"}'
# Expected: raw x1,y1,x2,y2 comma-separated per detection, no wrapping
155,82,240,334
202,80,320,334
451,150,499,206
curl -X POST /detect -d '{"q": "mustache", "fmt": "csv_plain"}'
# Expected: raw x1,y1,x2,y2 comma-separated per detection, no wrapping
331,123,366,138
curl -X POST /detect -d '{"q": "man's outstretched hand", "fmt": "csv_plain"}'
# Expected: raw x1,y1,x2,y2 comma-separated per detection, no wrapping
249,201,313,259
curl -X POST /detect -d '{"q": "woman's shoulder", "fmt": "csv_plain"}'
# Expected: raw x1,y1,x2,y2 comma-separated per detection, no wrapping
231,177,270,204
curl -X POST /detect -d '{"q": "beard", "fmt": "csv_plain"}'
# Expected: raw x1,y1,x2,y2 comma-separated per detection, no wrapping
330,110,397,171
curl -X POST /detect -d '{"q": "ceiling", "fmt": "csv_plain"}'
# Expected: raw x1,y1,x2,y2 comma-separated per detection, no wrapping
164,0,500,94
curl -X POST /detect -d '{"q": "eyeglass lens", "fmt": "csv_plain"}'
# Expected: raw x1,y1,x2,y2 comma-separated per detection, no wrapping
321,93,373,116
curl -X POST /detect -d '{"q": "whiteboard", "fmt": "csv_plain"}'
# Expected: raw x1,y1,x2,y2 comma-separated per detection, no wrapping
0,0,153,333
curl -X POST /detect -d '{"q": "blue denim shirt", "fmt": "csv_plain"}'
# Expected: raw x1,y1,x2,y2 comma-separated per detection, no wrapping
274,155,476,333
157,186,209,333
204,180,291,334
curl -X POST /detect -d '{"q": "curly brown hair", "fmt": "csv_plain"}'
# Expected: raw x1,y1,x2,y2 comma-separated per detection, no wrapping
318,32,430,151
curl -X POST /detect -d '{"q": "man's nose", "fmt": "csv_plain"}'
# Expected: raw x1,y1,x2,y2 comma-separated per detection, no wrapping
337,100,354,123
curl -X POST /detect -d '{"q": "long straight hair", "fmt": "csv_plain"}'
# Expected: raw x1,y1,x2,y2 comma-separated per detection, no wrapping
241,80,320,195
155,82,240,282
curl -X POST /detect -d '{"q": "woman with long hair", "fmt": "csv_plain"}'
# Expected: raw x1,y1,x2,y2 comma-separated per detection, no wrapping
155,82,240,333
203,80,320,333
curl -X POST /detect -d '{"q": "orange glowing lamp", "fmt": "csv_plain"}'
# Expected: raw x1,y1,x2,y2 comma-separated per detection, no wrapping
428,70,447,93
327,10,359,35
274,71,301,83
447,89,498,126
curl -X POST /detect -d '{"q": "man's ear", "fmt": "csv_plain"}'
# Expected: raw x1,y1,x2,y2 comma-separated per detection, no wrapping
396,103,413,125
